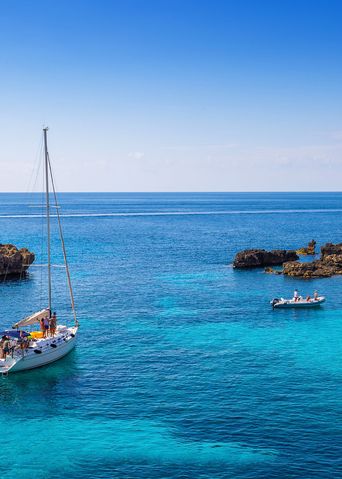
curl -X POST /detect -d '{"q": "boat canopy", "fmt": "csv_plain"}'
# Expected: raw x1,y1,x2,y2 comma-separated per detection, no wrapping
0,330,31,339
12,308,50,329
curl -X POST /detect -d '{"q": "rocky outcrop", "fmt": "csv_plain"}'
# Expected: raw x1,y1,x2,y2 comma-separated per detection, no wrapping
320,242,342,258
283,242,342,278
282,260,335,278
234,242,342,278
233,249,298,268
296,239,316,256
0,244,35,277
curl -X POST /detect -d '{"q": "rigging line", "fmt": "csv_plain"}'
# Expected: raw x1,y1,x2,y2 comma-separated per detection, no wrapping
30,139,44,196
30,264,66,268
25,134,43,195
44,154,70,322
47,153,78,326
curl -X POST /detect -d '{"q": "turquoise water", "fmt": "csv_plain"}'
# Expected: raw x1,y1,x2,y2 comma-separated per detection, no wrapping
0,192,341,478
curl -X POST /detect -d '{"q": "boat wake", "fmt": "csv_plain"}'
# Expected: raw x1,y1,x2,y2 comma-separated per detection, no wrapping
1,208,342,219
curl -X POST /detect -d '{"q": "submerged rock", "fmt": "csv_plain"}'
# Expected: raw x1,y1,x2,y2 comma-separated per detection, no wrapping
233,249,298,268
264,266,282,275
0,244,35,278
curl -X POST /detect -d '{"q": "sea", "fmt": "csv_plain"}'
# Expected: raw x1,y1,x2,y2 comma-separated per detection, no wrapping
0,192,341,479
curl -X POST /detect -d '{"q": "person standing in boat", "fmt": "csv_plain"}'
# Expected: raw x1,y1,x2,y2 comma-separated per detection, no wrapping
43,315,50,338
1,335,11,359
314,290,319,301
49,312,57,337
0,335,6,359
293,289,299,302
40,316,45,336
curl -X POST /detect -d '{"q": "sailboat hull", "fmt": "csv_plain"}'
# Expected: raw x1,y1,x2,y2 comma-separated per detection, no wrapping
7,327,78,373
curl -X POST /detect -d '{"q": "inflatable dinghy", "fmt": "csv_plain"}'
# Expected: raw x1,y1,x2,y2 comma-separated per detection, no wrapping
271,296,325,309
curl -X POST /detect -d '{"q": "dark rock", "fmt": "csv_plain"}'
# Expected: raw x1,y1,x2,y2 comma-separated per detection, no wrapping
0,244,35,278
320,242,342,258
234,242,342,278
233,249,298,268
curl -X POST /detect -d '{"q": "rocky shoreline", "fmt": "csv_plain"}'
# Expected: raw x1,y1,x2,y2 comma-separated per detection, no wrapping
233,242,342,279
0,244,35,278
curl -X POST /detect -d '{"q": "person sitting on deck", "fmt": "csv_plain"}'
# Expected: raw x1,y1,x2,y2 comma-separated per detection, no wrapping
306,295,311,302
49,312,57,337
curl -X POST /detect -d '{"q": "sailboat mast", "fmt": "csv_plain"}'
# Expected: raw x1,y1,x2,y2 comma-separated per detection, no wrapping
43,127,52,315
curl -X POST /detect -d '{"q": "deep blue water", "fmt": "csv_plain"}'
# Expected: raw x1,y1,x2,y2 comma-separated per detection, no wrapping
0,192,342,479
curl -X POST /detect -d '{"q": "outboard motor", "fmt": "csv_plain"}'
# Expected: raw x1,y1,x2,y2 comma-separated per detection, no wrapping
271,298,280,309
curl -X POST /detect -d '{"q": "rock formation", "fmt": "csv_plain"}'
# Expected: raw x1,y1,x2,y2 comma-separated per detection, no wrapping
296,239,316,255
0,244,35,277
233,249,298,268
233,242,342,278
283,242,342,278
320,242,342,258
282,260,334,278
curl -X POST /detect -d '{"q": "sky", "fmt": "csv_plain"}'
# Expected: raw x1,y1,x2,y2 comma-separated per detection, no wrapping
1,0,342,192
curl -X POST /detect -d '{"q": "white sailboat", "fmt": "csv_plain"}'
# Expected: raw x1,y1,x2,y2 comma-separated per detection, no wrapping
0,128,79,375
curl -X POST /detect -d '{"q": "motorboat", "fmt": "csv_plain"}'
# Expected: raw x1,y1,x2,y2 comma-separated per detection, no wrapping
271,296,325,309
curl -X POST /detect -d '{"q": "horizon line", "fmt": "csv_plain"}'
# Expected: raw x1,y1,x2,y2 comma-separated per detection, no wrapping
1,190,342,194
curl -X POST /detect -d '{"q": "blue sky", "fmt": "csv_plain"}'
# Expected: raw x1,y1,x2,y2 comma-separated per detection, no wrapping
1,0,342,191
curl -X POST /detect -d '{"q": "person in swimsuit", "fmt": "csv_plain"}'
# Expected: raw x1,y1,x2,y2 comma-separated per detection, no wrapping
2,336,11,359
18,331,29,352
0,335,6,359
43,316,50,338
40,317,45,334
49,312,57,337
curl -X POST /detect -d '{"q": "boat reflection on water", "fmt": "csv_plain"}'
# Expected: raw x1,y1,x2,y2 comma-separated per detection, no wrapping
0,349,79,406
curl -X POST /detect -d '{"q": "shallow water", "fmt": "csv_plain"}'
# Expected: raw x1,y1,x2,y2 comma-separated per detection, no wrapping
0,193,341,478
